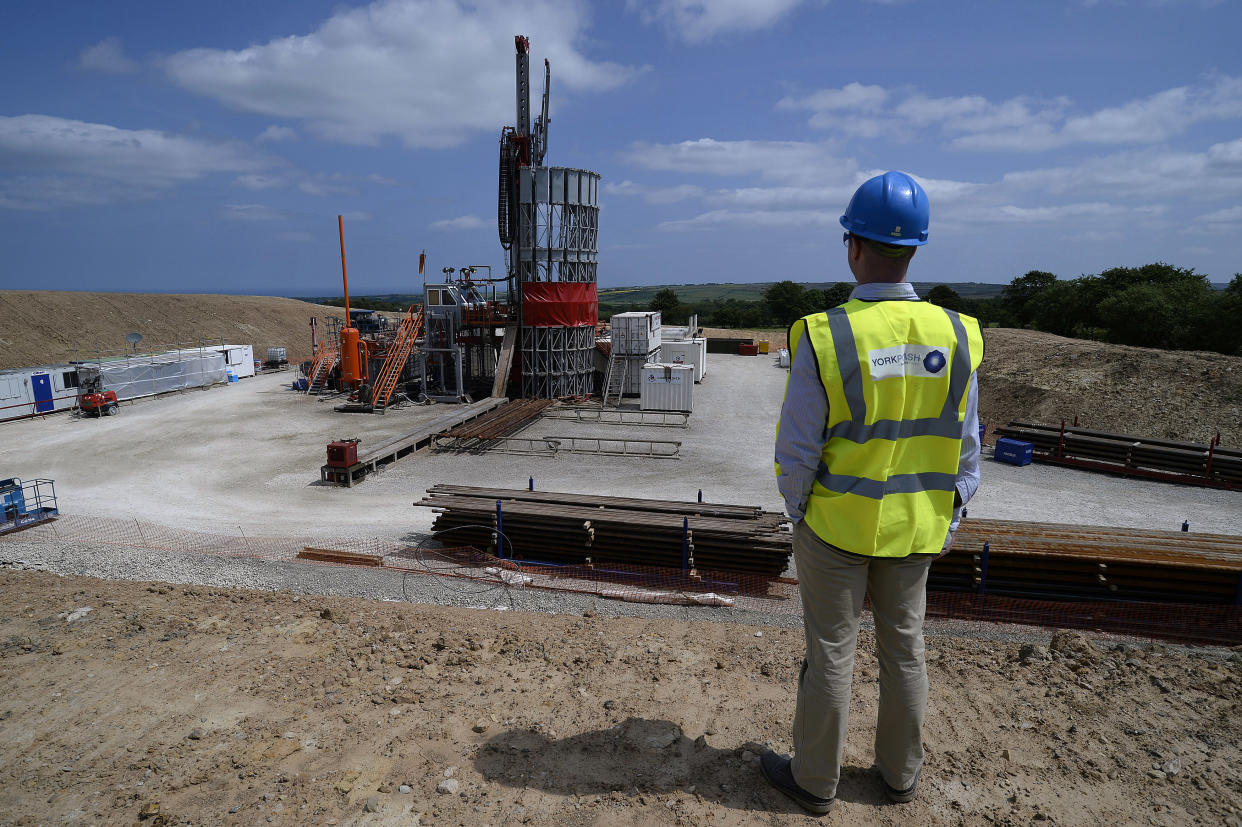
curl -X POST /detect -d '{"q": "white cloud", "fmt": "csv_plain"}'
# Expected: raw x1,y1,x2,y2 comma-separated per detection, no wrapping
0,115,268,209
1198,205,1242,223
1207,136,1242,168
782,76,1242,153
951,202,1138,224
626,0,812,42
706,185,843,209
222,204,286,221
298,174,355,196
1186,204,1242,234
256,125,298,143
604,180,705,203
79,37,138,74
657,208,835,231
163,0,639,148
1067,229,1125,242
235,170,374,196
1000,144,1242,199
430,215,486,231
622,138,857,183
234,174,286,190
778,82,888,115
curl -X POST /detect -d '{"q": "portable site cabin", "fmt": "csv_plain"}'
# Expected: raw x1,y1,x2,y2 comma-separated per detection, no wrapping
183,344,255,379
0,364,83,423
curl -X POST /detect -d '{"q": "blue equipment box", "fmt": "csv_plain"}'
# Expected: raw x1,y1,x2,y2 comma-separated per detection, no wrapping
994,438,1033,466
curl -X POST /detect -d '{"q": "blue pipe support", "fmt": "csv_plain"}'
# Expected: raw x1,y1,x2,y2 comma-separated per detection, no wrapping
496,500,504,559
979,541,990,594
682,517,689,572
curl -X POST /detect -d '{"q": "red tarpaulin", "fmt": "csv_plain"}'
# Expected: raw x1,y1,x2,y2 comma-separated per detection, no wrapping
521,282,598,327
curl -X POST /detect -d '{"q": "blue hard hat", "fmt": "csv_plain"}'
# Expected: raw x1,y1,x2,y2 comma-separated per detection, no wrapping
840,171,929,246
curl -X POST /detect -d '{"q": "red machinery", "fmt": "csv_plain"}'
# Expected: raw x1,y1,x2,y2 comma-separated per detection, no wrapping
326,438,360,468
78,375,119,417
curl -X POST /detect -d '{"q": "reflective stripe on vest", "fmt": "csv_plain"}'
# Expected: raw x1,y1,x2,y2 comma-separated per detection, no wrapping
784,299,983,557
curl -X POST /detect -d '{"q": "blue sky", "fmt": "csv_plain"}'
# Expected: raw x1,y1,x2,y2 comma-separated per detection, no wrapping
2,0,1240,295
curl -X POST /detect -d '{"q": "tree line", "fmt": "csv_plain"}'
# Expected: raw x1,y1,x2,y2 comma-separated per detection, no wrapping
620,263,1242,356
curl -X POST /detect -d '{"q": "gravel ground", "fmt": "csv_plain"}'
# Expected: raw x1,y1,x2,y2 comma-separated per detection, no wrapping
2,344,1239,641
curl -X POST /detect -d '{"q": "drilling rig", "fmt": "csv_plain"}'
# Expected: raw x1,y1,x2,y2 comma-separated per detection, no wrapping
496,34,601,399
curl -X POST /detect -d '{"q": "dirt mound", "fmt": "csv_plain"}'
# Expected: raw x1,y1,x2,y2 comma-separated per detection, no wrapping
703,324,1242,448
979,328,1242,447
2,569,1239,826
0,291,348,370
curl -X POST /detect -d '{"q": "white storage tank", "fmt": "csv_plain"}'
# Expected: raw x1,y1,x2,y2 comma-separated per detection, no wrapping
640,363,693,412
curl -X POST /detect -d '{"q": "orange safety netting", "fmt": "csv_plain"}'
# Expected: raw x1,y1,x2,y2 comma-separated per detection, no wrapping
4,514,1238,645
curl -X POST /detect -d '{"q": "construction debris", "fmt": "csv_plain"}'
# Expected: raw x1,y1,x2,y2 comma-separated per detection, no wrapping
296,547,385,567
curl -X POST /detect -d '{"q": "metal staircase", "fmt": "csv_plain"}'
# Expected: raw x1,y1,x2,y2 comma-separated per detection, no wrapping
371,306,423,411
306,339,340,395
602,350,627,407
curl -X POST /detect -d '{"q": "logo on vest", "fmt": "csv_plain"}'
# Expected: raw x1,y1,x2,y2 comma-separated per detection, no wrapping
868,344,950,380
922,350,947,374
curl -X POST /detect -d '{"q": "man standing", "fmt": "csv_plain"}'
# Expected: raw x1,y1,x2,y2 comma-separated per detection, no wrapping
763,171,983,814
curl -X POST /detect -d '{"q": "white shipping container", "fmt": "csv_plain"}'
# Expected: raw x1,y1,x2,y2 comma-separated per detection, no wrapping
661,340,705,383
640,363,694,412
692,338,708,379
610,311,662,356
618,346,660,395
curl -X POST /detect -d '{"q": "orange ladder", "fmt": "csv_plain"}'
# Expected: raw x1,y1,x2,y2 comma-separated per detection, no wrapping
371,306,423,410
306,338,340,394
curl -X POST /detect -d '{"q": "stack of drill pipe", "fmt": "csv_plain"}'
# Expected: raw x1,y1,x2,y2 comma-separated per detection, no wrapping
929,518,1242,605
440,399,555,441
995,421,1242,484
426,484,774,520
414,486,791,579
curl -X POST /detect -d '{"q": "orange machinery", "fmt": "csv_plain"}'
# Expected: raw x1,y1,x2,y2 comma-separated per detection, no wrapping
337,214,364,389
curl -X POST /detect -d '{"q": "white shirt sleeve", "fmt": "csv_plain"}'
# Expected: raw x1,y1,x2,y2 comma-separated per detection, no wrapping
949,372,981,532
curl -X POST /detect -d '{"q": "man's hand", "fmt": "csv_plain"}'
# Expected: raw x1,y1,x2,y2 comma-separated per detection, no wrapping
936,527,957,559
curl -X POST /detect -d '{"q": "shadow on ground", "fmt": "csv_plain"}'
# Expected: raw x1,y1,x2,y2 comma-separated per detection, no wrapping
473,717,892,813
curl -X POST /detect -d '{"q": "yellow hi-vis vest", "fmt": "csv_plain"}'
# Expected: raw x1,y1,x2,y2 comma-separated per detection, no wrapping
776,299,984,557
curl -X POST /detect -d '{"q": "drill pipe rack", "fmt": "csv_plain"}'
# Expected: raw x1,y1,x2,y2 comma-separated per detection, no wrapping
994,421,1241,489
415,486,1242,614
933,518,1242,606
540,406,691,428
414,486,790,582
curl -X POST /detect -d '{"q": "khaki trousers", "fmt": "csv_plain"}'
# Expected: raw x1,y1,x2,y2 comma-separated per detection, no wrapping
789,520,933,799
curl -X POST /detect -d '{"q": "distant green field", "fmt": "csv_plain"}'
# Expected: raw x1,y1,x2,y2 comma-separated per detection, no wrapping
300,281,1008,308
597,282,1006,303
